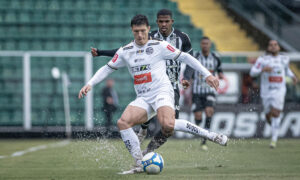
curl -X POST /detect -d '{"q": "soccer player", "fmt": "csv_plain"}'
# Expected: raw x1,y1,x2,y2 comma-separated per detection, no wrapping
250,40,298,148
79,15,228,174
183,36,224,151
91,9,196,151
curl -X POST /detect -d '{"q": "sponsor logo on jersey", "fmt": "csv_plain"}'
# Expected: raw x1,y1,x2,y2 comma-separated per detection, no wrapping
112,54,118,63
136,49,144,55
269,76,283,82
146,47,154,55
137,88,151,94
167,45,175,52
134,58,145,63
134,72,152,85
147,42,160,46
123,46,133,50
131,64,150,73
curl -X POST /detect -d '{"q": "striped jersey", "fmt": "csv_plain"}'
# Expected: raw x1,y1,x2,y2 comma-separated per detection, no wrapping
184,51,223,95
150,28,193,90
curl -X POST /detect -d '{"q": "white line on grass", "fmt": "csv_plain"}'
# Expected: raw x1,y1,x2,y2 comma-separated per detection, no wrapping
0,140,70,159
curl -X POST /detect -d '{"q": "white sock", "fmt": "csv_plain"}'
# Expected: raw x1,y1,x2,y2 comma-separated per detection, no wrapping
271,116,281,142
174,119,215,140
120,128,143,165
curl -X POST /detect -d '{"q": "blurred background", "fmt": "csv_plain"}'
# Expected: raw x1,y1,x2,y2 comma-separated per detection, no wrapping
0,0,299,139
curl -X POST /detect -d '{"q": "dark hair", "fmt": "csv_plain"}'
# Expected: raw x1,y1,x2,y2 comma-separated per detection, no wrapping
131,14,149,27
157,9,173,18
201,36,210,41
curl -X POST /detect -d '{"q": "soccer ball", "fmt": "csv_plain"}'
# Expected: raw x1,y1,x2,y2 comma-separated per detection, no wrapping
142,152,164,174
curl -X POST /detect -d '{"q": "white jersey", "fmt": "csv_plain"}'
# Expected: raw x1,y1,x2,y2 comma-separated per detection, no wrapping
88,39,211,104
106,40,184,99
250,54,294,98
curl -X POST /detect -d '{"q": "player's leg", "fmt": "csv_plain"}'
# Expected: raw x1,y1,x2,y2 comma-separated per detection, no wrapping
269,107,281,148
117,98,151,173
202,94,216,147
193,95,204,126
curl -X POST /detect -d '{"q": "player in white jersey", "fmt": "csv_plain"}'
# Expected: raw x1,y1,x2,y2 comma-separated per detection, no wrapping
78,15,228,174
250,40,298,148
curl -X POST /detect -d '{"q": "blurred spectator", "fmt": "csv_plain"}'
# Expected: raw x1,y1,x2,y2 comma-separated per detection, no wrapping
101,79,118,128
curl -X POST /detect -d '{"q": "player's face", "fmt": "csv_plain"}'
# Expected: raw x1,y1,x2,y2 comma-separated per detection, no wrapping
267,40,280,54
201,39,211,53
156,15,174,36
132,25,150,46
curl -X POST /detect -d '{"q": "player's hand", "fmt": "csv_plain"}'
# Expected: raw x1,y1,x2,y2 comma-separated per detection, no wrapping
91,47,98,57
262,66,272,72
292,76,298,85
181,79,190,89
78,84,92,99
205,75,219,91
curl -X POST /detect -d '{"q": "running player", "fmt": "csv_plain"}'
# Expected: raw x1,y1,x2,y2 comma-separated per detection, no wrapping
79,15,228,174
250,40,298,148
183,36,224,151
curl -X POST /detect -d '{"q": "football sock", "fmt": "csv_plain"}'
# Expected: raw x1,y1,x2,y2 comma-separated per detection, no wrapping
144,130,169,155
175,119,215,140
195,119,202,126
271,116,281,142
141,120,151,130
120,128,143,165
202,117,212,144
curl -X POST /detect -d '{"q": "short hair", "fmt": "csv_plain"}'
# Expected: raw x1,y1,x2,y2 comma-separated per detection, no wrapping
157,9,173,18
201,36,210,41
131,14,149,27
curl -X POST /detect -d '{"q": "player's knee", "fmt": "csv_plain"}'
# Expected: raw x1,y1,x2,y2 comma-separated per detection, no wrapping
205,108,214,117
161,120,174,136
272,110,280,118
117,117,131,130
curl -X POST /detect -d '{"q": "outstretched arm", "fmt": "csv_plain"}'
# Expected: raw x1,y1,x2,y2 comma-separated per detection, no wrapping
91,47,119,57
78,65,115,99
178,52,219,90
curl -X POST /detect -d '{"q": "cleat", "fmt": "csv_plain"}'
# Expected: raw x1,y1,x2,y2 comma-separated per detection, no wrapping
118,163,144,175
201,144,208,151
137,128,147,144
270,141,276,149
212,134,228,146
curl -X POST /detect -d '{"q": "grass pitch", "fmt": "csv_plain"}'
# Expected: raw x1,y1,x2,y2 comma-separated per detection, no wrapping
0,138,300,180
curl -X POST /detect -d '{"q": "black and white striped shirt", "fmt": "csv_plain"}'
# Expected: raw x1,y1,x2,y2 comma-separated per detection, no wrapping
184,52,223,95
150,28,193,90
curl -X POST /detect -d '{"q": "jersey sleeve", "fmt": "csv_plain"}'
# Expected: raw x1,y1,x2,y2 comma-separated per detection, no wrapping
96,48,119,57
160,41,182,60
250,56,264,77
212,52,223,73
181,32,193,55
107,48,126,70
283,56,295,78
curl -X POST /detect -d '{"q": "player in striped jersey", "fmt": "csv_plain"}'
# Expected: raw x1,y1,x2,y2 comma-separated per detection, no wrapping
183,36,224,150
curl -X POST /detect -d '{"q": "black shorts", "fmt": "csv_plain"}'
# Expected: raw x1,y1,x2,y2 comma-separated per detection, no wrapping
174,89,180,119
192,93,216,112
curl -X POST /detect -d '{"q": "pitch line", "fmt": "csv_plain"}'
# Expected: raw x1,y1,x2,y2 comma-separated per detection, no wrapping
0,140,70,159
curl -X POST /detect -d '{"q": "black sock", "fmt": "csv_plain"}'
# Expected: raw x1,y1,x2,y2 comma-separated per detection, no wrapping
195,119,202,126
146,130,169,153
141,120,151,129
204,117,212,129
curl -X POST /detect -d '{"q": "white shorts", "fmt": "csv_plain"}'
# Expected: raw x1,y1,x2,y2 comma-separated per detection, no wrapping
262,96,285,113
129,91,175,120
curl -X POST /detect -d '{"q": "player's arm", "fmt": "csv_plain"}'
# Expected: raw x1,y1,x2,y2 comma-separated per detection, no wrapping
79,52,125,99
181,32,194,88
250,57,266,77
213,53,224,79
91,47,119,57
161,42,218,90
284,57,298,84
